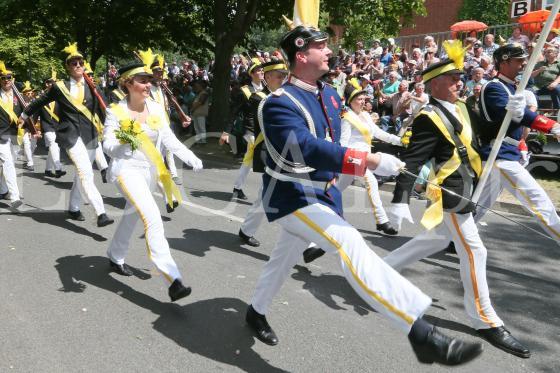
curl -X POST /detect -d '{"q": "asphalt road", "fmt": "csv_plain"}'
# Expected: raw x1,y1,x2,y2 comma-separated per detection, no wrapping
0,142,559,373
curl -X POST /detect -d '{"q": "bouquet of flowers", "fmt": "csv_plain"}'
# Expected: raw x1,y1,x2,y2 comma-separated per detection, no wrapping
115,119,143,151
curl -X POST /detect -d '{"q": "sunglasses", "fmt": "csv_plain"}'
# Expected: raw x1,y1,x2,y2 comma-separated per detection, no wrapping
1,76,12,81
69,60,85,67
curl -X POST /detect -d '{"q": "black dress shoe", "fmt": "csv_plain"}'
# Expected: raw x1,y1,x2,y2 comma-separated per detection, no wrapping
376,222,398,235
303,247,326,264
168,279,192,302
67,210,86,221
109,260,133,276
232,188,248,200
239,229,260,247
45,170,56,177
100,168,108,183
55,169,67,178
478,326,530,358
166,200,179,213
97,213,114,227
9,200,23,213
0,192,8,200
23,163,35,171
445,241,456,254
409,326,483,365
246,304,278,346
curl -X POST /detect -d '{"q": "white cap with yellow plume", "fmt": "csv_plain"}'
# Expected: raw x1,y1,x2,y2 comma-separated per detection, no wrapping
0,60,13,77
421,40,466,83
22,81,33,94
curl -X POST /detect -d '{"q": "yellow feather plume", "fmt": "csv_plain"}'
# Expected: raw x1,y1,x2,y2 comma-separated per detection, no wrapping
348,77,361,91
0,60,10,75
156,54,164,70
138,48,156,67
442,40,467,70
62,42,79,55
23,81,32,91
83,61,93,73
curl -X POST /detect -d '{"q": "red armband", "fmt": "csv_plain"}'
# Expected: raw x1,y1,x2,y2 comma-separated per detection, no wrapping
530,115,555,133
518,138,527,151
341,149,368,176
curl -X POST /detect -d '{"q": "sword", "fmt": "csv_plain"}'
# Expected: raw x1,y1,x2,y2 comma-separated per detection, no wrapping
399,168,557,242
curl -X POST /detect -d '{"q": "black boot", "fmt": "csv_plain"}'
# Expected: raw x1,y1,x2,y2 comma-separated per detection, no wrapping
97,213,114,227
246,304,278,346
409,326,483,365
477,326,530,358
303,247,325,263
232,188,248,200
168,279,192,302
109,260,133,276
376,222,398,235
239,229,260,247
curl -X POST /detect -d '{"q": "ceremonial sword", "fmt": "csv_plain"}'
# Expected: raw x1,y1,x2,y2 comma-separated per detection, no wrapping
399,168,557,242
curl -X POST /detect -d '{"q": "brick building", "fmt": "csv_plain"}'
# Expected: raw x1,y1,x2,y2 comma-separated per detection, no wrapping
399,0,556,37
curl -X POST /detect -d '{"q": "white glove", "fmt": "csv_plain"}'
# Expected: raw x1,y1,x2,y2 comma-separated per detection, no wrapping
186,153,203,172
505,93,526,122
387,203,414,230
372,152,405,176
519,150,530,168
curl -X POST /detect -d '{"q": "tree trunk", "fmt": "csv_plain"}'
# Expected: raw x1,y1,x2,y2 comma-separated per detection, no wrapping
210,44,234,132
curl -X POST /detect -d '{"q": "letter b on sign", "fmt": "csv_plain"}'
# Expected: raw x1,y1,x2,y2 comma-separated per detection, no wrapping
511,0,530,18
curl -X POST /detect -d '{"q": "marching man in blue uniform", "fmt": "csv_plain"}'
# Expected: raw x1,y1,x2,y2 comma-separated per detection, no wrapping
244,21,483,366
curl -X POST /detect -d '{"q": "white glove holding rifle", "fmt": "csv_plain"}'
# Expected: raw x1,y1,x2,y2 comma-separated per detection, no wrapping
368,152,405,177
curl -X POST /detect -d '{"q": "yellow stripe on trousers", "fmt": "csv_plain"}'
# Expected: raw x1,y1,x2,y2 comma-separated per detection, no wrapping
498,168,560,240
117,175,173,283
450,213,496,328
363,177,380,225
293,210,414,325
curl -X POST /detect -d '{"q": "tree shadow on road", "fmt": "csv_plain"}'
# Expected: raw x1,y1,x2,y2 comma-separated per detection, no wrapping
0,208,107,241
54,255,287,373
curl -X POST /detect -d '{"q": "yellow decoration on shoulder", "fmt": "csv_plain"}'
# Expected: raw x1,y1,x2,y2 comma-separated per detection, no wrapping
401,130,412,147
146,114,163,130
442,40,467,70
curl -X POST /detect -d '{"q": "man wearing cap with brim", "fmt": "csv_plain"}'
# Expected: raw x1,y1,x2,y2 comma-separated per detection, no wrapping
244,18,483,365
20,42,114,227
20,81,39,172
227,57,265,201
38,72,66,178
0,61,24,211
383,40,535,359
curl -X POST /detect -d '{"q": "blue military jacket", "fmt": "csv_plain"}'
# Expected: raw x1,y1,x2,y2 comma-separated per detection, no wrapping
479,74,538,161
260,76,366,222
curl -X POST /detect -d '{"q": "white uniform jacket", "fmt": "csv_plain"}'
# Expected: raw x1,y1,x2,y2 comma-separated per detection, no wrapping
103,98,200,182
340,110,401,152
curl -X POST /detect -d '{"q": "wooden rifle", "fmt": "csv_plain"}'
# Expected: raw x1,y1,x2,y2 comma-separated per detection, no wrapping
12,84,40,136
160,81,191,128
83,73,107,112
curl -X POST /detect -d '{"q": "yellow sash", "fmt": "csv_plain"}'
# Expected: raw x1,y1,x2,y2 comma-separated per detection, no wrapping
113,88,125,101
241,86,252,100
0,96,19,124
342,110,371,144
44,102,59,122
110,103,182,207
420,104,482,230
56,81,103,136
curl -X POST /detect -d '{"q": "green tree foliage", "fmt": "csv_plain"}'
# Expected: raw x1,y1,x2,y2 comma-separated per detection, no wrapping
458,0,511,26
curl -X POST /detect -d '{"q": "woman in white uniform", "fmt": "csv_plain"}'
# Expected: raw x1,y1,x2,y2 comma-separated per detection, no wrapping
337,79,402,235
103,63,203,302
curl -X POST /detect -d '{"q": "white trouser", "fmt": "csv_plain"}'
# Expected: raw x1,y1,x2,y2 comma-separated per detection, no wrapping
251,203,432,333
0,137,20,201
94,143,108,171
234,133,254,190
337,169,389,225
107,167,182,285
384,212,504,330
480,160,560,244
44,131,62,171
193,116,206,143
240,183,266,237
165,148,178,177
22,132,37,166
66,138,106,215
